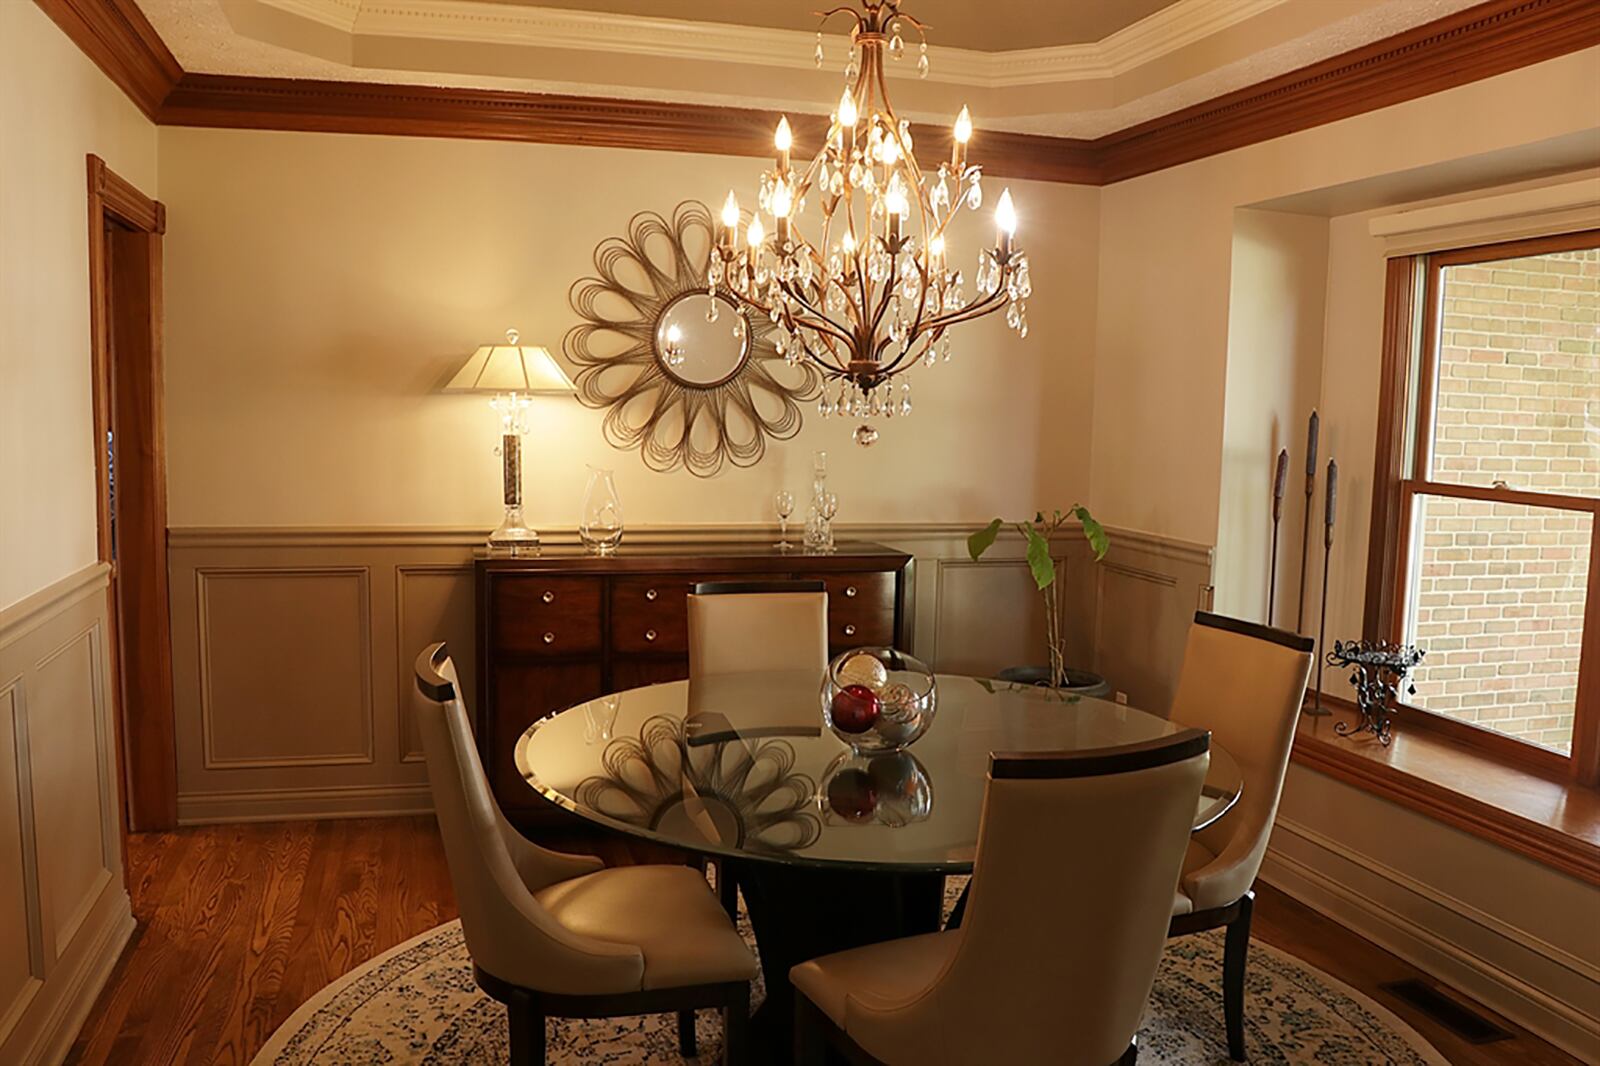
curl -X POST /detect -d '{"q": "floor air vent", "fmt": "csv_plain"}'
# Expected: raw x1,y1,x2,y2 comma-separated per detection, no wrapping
1379,979,1514,1044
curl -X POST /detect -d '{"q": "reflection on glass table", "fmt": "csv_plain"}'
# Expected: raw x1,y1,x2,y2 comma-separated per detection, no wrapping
516,670,1242,873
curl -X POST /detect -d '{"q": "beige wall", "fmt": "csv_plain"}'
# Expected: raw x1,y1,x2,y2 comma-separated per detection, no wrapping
0,1,159,611
0,6,149,1061
1090,48,1600,547
1214,208,1328,626
156,128,1100,532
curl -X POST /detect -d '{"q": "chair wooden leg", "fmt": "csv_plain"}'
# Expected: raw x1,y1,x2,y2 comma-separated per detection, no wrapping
506,989,546,1066
1224,891,1253,1062
677,1009,698,1058
723,984,750,1066
793,993,827,1066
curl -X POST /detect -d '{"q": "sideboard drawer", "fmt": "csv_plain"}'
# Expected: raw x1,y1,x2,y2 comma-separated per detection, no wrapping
819,572,896,614
829,609,896,650
610,572,788,654
491,575,603,656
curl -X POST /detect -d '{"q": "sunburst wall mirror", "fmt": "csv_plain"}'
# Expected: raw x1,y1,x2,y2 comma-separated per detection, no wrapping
565,201,821,477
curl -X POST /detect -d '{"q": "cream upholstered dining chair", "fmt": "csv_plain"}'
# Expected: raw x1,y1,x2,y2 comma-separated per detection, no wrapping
792,730,1213,1066
1165,612,1314,1062
687,579,829,677
412,643,757,1066
687,578,830,915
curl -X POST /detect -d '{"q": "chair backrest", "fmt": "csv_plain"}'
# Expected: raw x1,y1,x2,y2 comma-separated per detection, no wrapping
1168,612,1313,891
687,579,829,677
411,643,643,994
844,731,1211,1066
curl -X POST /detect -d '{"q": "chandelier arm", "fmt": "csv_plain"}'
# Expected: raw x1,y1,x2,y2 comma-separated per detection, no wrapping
922,283,1011,330
776,278,856,349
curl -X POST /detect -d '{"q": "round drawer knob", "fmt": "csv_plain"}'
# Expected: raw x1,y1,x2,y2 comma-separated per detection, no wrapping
541,590,555,604
542,632,555,644
645,628,658,642
645,588,658,601
844,623,857,637
845,585,858,598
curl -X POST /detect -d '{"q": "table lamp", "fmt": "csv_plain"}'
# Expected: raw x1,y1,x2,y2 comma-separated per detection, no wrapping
446,328,576,553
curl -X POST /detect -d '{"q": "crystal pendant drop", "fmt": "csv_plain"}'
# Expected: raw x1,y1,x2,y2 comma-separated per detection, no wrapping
814,31,825,68
819,395,833,418
853,423,880,447
917,42,929,78
899,383,913,417
889,28,904,59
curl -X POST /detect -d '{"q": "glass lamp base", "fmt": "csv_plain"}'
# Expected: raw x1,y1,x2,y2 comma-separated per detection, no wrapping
488,506,541,556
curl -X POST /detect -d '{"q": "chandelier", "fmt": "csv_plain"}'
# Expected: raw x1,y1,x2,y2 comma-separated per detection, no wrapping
711,0,1030,446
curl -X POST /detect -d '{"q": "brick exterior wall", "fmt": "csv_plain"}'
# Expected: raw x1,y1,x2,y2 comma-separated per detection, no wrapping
1406,248,1598,753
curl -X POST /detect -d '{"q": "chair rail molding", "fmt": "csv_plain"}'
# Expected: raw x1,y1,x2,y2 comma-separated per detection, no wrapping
0,563,134,1065
165,522,1213,823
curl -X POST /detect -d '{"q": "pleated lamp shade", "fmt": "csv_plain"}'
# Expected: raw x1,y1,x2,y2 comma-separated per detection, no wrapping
445,329,576,395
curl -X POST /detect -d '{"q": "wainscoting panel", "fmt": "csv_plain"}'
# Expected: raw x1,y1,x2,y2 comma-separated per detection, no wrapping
28,628,114,957
0,682,41,1048
0,564,134,1066
394,566,475,764
168,524,1212,822
1090,531,1214,713
927,559,1048,678
196,568,373,769
1263,765,1600,1059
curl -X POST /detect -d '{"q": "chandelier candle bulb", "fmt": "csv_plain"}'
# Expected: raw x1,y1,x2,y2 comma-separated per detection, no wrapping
995,188,1017,256
952,105,972,170
747,216,765,249
774,116,793,172
721,191,740,247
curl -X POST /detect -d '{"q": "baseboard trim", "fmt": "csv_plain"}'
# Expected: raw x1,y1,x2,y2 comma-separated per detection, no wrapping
11,884,134,1066
1261,825,1600,1060
176,782,433,824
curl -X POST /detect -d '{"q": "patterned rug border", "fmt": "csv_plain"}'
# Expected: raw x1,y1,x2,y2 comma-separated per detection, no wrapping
255,915,1451,1065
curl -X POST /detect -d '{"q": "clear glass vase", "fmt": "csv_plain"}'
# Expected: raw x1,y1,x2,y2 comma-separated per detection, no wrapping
579,466,624,554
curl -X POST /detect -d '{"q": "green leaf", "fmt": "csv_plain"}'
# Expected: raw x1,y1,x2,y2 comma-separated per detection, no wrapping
1024,525,1056,590
967,518,1003,561
1073,505,1110,561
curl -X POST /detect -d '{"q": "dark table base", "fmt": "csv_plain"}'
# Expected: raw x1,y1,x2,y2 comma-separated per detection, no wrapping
727,860,946,1063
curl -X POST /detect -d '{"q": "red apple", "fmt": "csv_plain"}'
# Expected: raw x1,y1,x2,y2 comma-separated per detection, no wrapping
830,684,882,734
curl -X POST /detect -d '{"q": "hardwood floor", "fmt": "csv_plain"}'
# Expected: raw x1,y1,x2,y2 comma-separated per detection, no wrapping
67,818,1579,1065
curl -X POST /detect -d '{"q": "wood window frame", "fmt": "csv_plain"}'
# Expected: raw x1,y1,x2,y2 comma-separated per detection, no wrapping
1363,229,1600,787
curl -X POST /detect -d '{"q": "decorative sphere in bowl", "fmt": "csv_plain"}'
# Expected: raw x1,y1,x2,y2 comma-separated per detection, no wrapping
820,647,936,752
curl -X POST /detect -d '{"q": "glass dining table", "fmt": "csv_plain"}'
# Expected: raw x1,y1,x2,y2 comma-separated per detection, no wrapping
514,669,1241,1047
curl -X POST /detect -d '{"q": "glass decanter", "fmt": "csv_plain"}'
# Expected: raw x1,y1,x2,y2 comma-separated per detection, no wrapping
579,466,624,554
803,450,829,551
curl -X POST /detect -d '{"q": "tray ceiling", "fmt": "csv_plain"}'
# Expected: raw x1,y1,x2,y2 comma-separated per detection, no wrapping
136,0,1484,138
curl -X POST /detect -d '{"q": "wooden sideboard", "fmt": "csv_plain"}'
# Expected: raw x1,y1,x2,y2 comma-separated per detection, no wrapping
475,543,913,827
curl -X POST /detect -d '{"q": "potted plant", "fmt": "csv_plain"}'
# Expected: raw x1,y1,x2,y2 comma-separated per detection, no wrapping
968,507,1110,693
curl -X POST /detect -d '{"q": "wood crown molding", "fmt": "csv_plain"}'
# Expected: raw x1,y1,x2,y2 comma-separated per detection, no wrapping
33,0,182,120
38,0,1600,184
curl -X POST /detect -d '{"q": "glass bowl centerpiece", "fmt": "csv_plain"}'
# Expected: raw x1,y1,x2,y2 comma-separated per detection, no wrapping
820,647,936,752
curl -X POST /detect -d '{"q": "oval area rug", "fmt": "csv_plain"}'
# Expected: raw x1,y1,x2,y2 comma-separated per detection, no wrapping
255,894,1449,1065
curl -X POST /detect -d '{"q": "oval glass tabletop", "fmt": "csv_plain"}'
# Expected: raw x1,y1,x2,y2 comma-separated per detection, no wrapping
515,671,1241,874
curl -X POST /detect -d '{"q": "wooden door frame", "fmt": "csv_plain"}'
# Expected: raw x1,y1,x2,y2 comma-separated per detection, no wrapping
87,153,177,830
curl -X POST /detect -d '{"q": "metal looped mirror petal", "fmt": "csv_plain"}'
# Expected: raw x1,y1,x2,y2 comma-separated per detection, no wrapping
565,201,821,478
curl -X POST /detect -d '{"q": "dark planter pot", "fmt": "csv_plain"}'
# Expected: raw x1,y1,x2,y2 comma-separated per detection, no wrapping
995,666,1112,700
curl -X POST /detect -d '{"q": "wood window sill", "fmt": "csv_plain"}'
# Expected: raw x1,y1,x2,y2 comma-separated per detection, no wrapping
1291,698,1600,886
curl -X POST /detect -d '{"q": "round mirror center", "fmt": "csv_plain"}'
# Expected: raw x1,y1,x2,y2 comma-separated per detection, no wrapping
655,293,750,388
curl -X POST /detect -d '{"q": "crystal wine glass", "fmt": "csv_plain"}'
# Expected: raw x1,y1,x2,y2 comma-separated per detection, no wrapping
820,491,839,552
775,490,796,550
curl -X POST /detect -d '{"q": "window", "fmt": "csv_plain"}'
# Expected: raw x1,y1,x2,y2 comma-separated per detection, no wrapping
1368,230,1599,783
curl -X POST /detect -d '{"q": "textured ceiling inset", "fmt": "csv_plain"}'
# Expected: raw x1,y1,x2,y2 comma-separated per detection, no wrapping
136,0,1486,138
